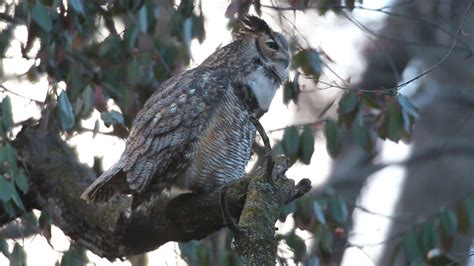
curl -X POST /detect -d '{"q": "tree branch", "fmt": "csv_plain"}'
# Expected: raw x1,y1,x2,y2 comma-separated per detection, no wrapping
233,160,311,265
12,127,311,261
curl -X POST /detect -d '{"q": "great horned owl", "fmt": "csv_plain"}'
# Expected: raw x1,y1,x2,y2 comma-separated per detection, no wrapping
81,16,289,204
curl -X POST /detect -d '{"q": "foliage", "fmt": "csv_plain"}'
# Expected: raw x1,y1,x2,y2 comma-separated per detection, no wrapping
179,233,241,266
0,96,29,217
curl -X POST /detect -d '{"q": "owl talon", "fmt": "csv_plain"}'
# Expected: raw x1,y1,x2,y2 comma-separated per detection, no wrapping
249,116,274,182
219,183,245,237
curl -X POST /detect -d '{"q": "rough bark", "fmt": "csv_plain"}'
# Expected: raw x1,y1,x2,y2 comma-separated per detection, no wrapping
11,126,311,261
233,161,312,265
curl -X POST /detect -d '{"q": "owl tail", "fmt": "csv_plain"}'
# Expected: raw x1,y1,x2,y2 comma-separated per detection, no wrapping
80,162,128,203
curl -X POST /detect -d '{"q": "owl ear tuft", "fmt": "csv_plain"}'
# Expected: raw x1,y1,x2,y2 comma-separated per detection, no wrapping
233,15,273,39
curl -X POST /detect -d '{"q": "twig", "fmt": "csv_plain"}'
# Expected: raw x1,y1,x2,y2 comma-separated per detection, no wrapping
268,119,326,133
394,0,474,91
266,1,474,94
94,3,118,35
0,84,42,103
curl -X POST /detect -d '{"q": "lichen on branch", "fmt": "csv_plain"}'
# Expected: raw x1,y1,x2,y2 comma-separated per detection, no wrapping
11,127,310,261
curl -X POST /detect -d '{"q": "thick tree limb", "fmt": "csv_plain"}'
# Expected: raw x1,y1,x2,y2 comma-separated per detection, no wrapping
12,127,311,261
233,160,312,265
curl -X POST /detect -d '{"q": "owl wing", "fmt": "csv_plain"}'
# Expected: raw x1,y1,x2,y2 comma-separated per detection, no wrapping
122,67,229,193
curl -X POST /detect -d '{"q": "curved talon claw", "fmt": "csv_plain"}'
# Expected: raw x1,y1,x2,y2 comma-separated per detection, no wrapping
249,116,274,182
219,184,245,237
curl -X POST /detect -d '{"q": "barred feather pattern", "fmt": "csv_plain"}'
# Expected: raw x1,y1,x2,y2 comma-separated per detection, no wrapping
81,15,288,204
81,67,254,202
175,86,256,192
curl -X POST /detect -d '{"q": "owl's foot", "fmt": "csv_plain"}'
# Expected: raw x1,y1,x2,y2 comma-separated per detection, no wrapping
219,183,245,237
249,116,274,182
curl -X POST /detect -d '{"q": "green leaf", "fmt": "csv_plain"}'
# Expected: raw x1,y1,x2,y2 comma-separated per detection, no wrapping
402,230,422,265
362,93,380,109
127,57,141,86
439,208,458,237
418,222,437,254
351,114,372,151
282,126,300,158
386,102,402,142
0,142,18,171
138,4,148,33
57,91,75,130
0,177,14,201
68,0,85,15
2,201,16,217
183,17,193,49
339,92,358,114
11,187,25,211
0,239,9,258
397,94,418,119
455,201,470,234
0,118,4,136
324,119,342,158
293,197,314,226
195,243,211,265
39,211,52,228
463,197,474,227
283,81,293,105
74,97,84,117
328,197,348,224
401,109,413,134
66,65,84,100
2,96,13,131
100,111,124,127
307,50,322,78
14,171,29,194
284,231,306,264
192,13,206,43
388,243,401,266
39,211,52,240
32,2,52,32
439,208,457,251
60,244,87,266
279,200,296,222
313,201,326,224
124,25,139,50
21,211,38,230
81,85,95,117
179,241,211,266
299,125,314,164
293,49,321,81
179,241,199,265
10,243,26,266
282,76,300,105
318,225,333,254
92,119,100,139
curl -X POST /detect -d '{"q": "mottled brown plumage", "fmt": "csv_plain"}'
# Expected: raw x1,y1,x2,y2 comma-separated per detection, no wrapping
81,16,289,205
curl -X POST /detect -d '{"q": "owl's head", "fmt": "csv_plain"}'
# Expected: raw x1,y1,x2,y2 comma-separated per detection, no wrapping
235,15,290,83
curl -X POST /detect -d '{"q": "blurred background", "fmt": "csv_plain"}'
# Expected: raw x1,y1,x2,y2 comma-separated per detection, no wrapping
0,0,474,265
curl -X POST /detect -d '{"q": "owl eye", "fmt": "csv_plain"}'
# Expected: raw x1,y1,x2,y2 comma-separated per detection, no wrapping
266,40,279,50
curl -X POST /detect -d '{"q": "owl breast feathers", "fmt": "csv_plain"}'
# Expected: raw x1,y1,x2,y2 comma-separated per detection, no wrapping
81,15,289,205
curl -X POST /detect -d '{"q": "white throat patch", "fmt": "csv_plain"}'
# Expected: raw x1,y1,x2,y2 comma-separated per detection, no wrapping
246,67,279,111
